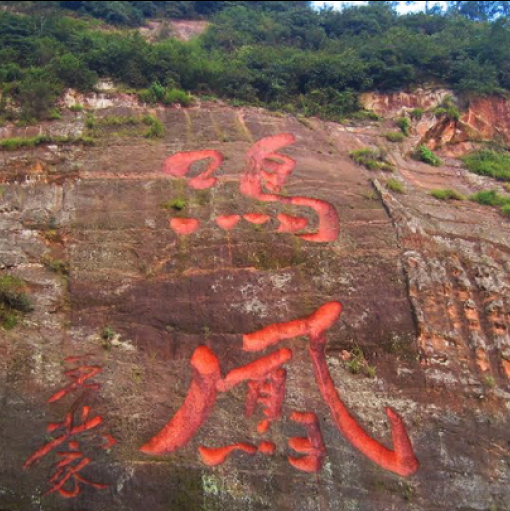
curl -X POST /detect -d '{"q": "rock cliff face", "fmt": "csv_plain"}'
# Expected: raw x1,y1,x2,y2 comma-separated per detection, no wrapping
1,89,510,511
362,88,510,149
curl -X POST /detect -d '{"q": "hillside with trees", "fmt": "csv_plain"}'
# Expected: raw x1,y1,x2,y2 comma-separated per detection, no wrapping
1,1,510,123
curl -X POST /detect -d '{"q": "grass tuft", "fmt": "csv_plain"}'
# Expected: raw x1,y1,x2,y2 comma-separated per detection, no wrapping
470,189,510,207
385,131,406,143
386,178,406,194
431,189,466,201
462,149,510,182
415,145,442,167
0,275,33,330
396,117,411,136
0,134,94,151
350,147,395,172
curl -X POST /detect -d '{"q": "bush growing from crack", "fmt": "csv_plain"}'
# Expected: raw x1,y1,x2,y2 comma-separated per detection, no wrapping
0,275,33,330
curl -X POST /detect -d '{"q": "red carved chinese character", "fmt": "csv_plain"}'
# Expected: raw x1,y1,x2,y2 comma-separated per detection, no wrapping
198,441,276,466
48,366,102,403
140,302,418,477
162,134,340,243
244,302,420,477
288,412,326,473
240,133,340,243
245,368,286,434
140,348,291,455
163,150,223,189
140,346,222,455
24,407,103,468
44,444,107,498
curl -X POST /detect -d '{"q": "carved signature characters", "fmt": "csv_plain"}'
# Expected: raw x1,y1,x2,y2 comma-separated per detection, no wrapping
163,133,341,243
140,303,419,477
24,357,116,499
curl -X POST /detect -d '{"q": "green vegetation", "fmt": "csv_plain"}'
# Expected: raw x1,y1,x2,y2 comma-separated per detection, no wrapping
0,275,33,330
415,145,442,166
139,82,194,107
346,346,377,378
162,198,187,211
70,104,84,112
102,325,117,341
44,229,63,243
396,117,411,136
484,375,496,388
350,147,395,172
1,2,510,122
470,189,510,218
433,95,461,121
143,115,165,138
49,108,62,120
431,189,466,201
470,189,510,206
94,115,144,127
101,325,117,349
462,149,510,182
385,131,406,143
85,113,165,139
42,256,70,276
0,134,94,151
410,108,424,120
386,178,406,194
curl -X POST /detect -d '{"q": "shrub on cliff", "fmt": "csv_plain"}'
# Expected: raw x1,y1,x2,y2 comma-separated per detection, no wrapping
462,149,510,182
415,145,442,167
143,114,165,138
470,189,510,207
396,117,411,136
350,147,395,172
433,96,461,121
386,178,405,193
385,131,406,143
0,275,33,330
431,189,466,201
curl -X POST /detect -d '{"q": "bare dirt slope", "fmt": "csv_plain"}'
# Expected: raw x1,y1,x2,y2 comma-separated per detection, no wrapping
0,91,509,511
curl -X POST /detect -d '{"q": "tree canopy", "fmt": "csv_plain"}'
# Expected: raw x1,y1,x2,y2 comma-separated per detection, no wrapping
1,0,510,122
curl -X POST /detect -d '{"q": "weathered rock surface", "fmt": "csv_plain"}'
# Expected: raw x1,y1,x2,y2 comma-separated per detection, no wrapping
0,93,509,511
362,88,510,149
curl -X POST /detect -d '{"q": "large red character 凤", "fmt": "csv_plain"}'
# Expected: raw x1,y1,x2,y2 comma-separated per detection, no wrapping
140,302,419,477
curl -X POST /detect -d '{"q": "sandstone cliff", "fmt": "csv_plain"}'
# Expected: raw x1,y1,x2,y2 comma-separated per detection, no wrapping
0,88,509,511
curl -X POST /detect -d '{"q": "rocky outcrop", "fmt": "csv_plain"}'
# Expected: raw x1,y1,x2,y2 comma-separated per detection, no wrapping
362,87,510,151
